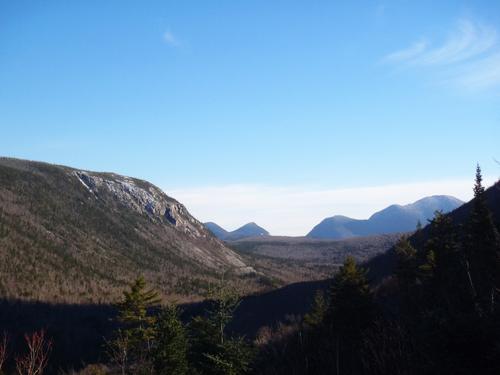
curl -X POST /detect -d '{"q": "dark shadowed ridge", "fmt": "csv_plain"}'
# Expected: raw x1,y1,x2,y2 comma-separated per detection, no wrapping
307,195,464,239
0,278,331,372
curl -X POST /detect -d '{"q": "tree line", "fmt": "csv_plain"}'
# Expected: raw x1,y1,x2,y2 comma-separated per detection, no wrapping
104,276,253,375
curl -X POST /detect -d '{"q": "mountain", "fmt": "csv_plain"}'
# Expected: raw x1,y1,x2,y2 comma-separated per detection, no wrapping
226,222,270,240
307,195,464,239
0,157,256,303
205,222,269,240
204,222,229,240
366,180,500,283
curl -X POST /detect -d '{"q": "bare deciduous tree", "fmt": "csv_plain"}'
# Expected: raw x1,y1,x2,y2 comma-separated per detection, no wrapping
105,329,130,375
15,330,52,375
0,332,8,373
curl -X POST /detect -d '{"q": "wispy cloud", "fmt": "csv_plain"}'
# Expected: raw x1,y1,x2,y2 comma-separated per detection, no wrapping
163,31,180,47
453,53,500,90
165,178,495,236
384,40,428,63
383,19,500,90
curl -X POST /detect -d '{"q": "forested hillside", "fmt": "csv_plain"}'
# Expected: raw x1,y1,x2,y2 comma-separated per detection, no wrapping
0,158,259,303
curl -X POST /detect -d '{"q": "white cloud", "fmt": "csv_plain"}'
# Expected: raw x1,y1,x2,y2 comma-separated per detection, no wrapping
385,19,496,66
419,20,496,65
384,40,428,63
165,178,496,237
163,31,180,47
453,53,500,90
383,19,500,90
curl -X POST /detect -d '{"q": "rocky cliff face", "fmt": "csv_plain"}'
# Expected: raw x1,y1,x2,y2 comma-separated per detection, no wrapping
74,170,207,239
0,158,255,303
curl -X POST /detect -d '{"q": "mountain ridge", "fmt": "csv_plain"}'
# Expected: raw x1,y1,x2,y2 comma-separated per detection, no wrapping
205,221,270,240
366,180,500,283
0,157,256,303
307,195,464,239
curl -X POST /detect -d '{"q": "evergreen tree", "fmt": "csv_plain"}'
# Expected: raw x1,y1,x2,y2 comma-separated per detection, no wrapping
394,236,418,313
304,290,328,327
466,165,500,315
422,211,467,313
152,305,189,375
326,257,374,334
325,257,375,374
188,282,253,375
206,283,241,347
114,276,161,370
416,220,423,231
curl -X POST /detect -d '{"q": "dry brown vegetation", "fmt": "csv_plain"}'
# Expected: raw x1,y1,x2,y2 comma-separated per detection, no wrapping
0,158,270,303
0,157,400,305
227,234,400,284
15,331,52,375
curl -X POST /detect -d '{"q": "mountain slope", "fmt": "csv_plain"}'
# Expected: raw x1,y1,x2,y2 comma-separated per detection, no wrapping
204,222,229,240
205,222,269,240
307,195,463,239
0,157,255,303
226,222,269,240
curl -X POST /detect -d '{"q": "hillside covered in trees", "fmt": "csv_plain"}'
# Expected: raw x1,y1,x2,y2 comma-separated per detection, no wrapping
0,158,263,303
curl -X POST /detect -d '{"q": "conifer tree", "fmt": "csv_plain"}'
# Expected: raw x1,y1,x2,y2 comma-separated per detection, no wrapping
114,276,161,369
394,236,418,312
304,290,328,327
188,281,253,375
326,257,374,334
466,165,500,315
325,257,375,374
416,220,423,231
152,305,189,375
421,211,466,313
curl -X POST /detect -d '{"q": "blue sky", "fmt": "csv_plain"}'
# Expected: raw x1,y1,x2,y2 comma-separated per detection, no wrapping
1,1,499,234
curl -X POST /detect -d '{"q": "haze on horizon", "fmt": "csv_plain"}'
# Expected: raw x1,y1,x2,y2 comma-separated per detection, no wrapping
1,1,499,235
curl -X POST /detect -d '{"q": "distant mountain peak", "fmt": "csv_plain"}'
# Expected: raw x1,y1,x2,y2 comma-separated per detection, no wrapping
308,195,464,239
238,222,263,230
205,221,269,241
204,222,229,239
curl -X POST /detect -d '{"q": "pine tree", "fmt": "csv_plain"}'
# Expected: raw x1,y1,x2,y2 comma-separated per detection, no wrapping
416,220,423,231
394,236,418,312
421,211,467,313
114,276,161,370
206,283,241,347
304,290,328,327
152,305,189,375
326,257,374,334
188,281,253,375
466,165,500,315
325,257,375,374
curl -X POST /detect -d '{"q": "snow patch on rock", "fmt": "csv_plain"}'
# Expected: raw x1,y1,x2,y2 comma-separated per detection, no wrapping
71,170,255,274
72,171,206,239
